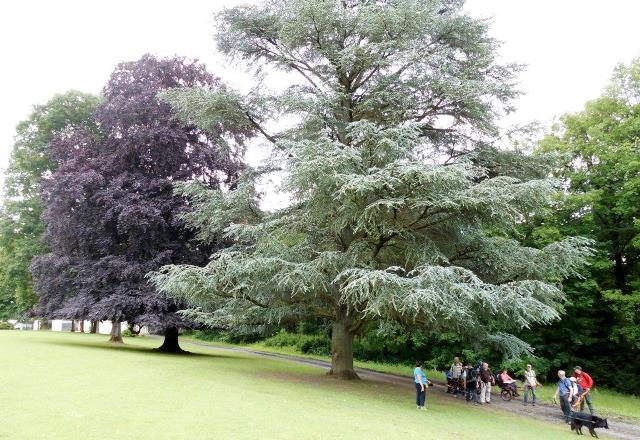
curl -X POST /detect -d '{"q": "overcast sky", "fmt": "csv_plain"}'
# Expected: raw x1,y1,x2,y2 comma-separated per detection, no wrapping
1,0,639,188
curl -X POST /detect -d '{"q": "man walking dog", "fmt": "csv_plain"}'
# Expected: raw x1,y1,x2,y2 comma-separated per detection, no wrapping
574,366,595,415
554,370,574,423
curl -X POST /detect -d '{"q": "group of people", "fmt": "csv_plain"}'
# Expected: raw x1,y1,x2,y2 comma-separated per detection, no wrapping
414,357,512,407
444,357,530,405
554,366,596,423
414,357,596,422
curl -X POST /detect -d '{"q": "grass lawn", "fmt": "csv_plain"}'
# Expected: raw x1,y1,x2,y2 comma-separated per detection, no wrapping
0,331,583,440
185,335,640,420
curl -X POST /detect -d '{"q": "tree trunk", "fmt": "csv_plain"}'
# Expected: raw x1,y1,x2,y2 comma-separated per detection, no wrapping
613,251,628,293
108,321,123,343
90,320,98,334
80,320,85,333
328,317,359,380
156,327,185,354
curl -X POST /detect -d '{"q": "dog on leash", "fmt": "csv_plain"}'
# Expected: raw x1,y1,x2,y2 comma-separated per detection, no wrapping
570,412,609,437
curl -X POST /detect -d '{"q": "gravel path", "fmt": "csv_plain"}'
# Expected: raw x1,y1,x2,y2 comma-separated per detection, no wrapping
182,339,640,440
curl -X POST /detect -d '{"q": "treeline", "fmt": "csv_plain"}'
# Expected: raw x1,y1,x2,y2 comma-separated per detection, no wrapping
0,0,636,391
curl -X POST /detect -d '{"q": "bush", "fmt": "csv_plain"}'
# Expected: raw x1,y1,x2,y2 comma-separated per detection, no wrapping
0,321,14,330
262,330,301,348
298,334,331,355
263,330,331,356
189,329,263,344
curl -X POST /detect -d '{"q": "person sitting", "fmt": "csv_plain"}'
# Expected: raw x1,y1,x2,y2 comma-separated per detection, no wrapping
499,369,519,396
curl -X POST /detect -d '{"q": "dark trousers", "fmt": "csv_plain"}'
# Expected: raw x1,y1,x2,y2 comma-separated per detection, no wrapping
580,392,594,415
415,383,426,407
451,378,461,394
466,382,478,402
560,394,572,422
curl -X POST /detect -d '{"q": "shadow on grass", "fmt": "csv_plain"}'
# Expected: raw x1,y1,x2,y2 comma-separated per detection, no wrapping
44,338,241,360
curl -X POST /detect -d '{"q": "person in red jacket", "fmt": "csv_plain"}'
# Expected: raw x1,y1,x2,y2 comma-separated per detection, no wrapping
574,366,595,415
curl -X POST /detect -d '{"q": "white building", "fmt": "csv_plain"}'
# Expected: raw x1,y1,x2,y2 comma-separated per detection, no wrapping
34,319,147,335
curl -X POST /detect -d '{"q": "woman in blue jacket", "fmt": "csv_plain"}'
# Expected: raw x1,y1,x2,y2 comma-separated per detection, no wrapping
414,361,427,409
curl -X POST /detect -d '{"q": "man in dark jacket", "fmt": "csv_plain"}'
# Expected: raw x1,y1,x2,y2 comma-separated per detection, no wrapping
479,362,494,404
464,363,478,403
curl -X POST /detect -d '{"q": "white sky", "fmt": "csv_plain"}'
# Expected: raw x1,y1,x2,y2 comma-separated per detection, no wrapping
1,0,639,208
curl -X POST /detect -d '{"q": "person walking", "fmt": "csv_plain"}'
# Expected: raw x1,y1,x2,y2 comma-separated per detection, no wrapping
523,364,538,406
414,361,427,410
449,356,463,395
554,370,574,424
479,362,494,404
574,366,595,415
569,377,583,406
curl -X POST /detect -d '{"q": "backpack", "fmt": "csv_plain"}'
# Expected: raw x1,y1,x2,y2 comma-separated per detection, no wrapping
494,373,503,386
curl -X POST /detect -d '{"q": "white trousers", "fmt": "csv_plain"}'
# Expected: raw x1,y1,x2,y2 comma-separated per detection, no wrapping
480,382,492,403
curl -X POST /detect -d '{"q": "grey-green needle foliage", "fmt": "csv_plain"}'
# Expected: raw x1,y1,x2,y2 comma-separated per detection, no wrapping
151,0,592,378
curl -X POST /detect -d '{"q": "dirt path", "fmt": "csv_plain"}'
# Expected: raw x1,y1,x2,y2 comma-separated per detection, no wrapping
182,339,640,440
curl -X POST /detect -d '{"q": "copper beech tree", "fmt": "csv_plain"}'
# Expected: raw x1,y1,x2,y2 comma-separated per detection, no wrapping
32,55,246,350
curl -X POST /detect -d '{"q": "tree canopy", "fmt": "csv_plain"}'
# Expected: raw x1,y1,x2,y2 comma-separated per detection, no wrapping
520,58,640,389
32,55,244,350
0,91,101,318
151,0,591,378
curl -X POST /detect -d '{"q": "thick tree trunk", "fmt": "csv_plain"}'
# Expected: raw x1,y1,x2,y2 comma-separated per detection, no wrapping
80,320,85,333
108,321,123,343
90,320,98,334
328,317,359,380
156,327,185,354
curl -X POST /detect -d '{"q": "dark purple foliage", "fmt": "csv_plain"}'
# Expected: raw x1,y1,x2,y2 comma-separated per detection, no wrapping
32,55,242,331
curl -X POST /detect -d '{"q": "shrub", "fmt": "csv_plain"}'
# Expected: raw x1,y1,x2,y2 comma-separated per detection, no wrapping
189,329,263,344
262,330,301,348
263,330,331,355
297,334,331,355
0,321,14,330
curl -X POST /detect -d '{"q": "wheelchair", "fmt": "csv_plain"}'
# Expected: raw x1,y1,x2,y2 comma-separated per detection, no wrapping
496,379,519,401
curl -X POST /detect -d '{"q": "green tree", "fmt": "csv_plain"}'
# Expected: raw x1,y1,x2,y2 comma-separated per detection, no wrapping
0,91,101,318
151,0,591,379
524,58,640,390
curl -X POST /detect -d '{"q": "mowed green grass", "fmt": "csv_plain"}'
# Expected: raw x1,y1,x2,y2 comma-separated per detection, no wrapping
1,331,578,440
187,336,640,420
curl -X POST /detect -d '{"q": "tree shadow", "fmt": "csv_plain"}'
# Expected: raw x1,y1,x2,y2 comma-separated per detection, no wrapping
45,338,240,360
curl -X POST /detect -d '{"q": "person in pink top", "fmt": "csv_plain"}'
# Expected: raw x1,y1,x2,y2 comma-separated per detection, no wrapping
500,369,519,396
